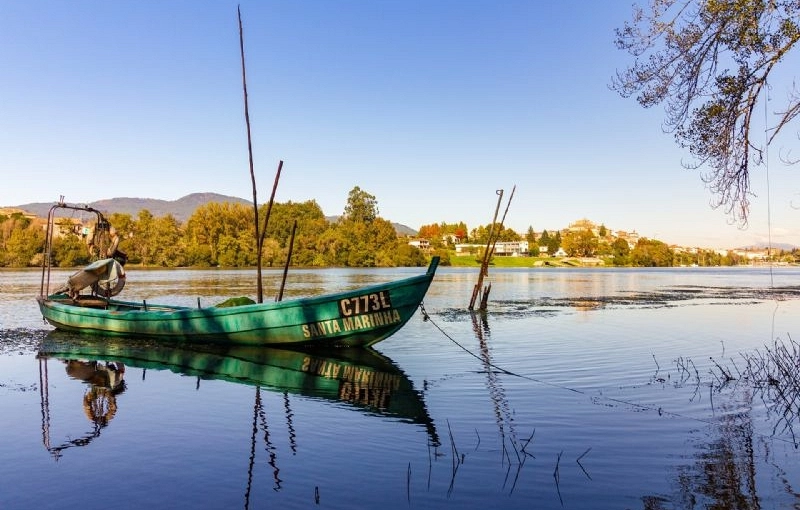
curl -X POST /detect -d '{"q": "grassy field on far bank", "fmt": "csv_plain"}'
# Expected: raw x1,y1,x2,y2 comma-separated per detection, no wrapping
447,253,603,268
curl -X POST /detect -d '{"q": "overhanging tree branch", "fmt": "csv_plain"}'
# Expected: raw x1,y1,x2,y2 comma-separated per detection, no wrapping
612,0,800,226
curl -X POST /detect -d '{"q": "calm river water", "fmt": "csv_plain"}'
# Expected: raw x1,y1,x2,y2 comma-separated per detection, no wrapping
1,264,799,509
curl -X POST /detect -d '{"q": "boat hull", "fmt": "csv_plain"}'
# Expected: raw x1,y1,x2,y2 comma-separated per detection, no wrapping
38,258,439,347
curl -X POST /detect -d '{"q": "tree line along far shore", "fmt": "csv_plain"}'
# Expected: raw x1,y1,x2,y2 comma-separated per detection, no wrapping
1,187,797,268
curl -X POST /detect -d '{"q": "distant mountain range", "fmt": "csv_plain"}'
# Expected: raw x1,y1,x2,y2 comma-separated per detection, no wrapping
9,192,419,236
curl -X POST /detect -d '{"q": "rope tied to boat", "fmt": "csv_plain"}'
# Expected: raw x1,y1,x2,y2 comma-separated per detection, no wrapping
418,303,519,378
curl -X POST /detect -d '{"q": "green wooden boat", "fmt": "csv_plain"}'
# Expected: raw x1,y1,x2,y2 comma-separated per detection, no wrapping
37,202,439,347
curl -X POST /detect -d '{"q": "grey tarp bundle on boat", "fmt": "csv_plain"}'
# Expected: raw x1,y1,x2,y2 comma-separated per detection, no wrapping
54,258,126,298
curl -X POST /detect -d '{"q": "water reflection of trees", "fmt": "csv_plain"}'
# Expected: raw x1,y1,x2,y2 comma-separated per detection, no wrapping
643,337,800,508
710,337,799,506
671,402,761,509
663,396,797,509
726,336,800,445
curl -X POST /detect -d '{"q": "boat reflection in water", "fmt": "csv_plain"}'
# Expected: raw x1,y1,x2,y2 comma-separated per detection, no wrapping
38,354,128,459
64,358,126,427
37,331,440,460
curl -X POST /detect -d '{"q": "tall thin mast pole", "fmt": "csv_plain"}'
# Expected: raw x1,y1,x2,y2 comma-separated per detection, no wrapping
238,5,263,302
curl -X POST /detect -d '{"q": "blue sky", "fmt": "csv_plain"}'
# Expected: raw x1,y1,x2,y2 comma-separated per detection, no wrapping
2,1,799,249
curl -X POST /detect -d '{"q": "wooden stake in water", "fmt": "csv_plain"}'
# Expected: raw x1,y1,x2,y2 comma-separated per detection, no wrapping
469,185,516,311
469,190,503,310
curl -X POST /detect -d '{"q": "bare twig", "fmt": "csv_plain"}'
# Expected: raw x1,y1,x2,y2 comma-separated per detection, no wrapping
553,450,564,506
576,447,592,480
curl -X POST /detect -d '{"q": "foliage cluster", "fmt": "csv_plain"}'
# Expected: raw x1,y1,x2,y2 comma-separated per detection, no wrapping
555,228,761,266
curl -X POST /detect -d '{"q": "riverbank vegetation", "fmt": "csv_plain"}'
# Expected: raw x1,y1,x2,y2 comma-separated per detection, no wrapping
2,187,798,269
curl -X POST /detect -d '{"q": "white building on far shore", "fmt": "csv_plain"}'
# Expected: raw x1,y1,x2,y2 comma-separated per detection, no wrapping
454,241,529,256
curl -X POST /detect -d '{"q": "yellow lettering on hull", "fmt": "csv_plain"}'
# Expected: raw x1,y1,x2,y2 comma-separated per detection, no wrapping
301,309,402,339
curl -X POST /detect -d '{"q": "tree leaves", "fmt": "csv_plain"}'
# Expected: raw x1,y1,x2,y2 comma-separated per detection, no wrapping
612,0,800,225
